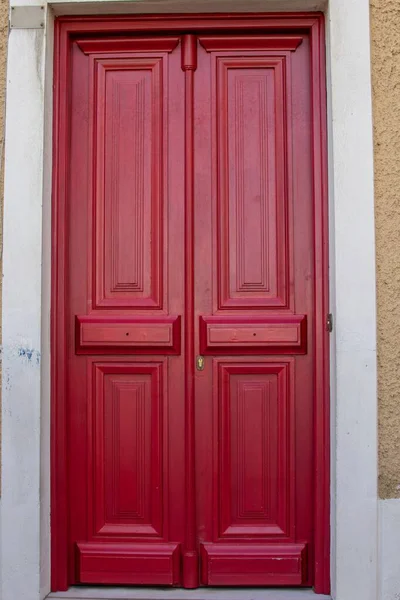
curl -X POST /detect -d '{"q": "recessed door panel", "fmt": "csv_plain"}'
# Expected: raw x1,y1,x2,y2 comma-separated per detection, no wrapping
216,361,294,539
215,55,289,309
94,56,164,309
91,362,164,538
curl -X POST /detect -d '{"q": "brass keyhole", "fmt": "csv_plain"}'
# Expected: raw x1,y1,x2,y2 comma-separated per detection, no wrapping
196,355,205,371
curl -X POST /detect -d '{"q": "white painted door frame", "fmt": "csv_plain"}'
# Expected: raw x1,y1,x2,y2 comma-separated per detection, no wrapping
0,1,378,599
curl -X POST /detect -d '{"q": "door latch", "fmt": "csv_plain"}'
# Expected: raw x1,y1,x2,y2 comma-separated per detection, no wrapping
326,313,333,333
196,355,205,371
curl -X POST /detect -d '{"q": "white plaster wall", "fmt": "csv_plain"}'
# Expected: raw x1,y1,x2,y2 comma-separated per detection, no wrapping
12,0,328,11
379,499,400,600
0,498,2,587
0,26,47,600
326,1,378,599
40,7,54,599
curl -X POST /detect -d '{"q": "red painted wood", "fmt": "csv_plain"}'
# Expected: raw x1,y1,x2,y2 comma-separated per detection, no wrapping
216,361,295,540
52,14,328,36
76,315,181,354
52,14,329,593
213,53,289,310
54,31,186,588
193,30,326,590
76,36,180,55
200,315,307,355
309,17,331,595
77,542,181,585
198,34,303,52
181,34,199,589
91,362,164,537
51,19,70,592
93,54,165,310
200,543,307,586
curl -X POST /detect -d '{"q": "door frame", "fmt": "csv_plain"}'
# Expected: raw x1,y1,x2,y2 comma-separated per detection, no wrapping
51,13,329,594
0,1,379,600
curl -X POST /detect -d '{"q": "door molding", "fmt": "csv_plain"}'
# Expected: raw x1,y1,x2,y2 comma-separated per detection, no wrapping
51,13,329,594
0,2,378,600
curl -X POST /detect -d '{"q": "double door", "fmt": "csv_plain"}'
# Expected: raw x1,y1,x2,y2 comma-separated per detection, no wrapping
65,28,321,589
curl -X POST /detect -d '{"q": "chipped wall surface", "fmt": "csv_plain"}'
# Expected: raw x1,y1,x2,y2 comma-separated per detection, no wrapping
370,0,400,499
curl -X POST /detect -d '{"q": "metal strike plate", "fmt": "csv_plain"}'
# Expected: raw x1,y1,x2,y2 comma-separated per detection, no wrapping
10,6,45,29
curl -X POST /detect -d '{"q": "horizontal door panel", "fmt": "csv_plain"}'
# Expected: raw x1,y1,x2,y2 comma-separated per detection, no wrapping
200,543,306,586
76,542,180,585
200,315,306,354
76,36,180,55
76,315,181,354
198,34,303,52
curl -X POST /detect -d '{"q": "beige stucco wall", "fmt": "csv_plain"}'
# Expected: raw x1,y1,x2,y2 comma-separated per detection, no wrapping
371,0,400,499
0,2,398,498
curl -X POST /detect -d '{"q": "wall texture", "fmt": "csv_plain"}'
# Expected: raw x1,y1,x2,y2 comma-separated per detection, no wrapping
370,0,400,499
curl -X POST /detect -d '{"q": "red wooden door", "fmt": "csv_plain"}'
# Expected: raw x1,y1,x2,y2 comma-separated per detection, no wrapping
67,35,187,586
193,34,316,587
58,21,328,592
